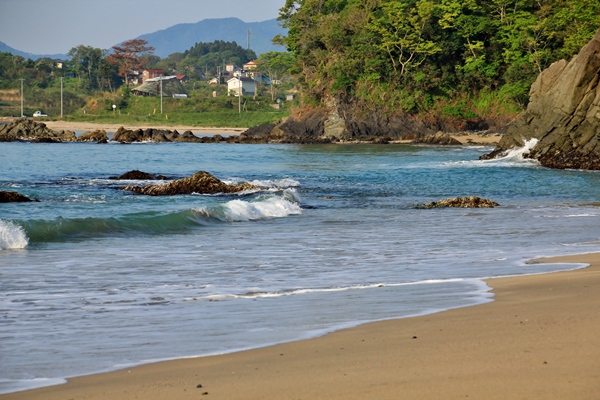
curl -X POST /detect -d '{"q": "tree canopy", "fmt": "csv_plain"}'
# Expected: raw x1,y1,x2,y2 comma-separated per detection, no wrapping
276,0,600,114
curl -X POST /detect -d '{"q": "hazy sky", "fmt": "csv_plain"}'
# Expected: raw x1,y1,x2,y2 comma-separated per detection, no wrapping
0,0,285,54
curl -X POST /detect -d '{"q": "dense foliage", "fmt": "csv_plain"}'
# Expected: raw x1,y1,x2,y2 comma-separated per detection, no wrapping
276,0,600,115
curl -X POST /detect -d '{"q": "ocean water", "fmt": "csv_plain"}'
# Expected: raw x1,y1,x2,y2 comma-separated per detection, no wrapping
1,139,600,394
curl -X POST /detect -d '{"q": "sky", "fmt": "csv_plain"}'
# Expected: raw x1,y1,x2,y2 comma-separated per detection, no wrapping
0,0,286,55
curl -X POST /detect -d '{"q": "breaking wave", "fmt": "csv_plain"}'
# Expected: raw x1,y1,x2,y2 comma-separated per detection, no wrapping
0,220,29,250
16,192,302,244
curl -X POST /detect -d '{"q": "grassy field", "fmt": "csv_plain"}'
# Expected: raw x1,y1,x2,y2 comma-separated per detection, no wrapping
0,81,293,128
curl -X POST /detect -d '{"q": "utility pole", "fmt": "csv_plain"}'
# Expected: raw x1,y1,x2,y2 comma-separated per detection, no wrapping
20,78,24,117
60,77,64,119
160,77,163,114
238,78,241,114
247,29,252,50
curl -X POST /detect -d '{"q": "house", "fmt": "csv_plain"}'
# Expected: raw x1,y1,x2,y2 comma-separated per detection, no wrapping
131,76,187,97
225,63,237,72
227,77,256,96
243,60,259,70
208,77,220,85
175,74,188,83
142,69,165,83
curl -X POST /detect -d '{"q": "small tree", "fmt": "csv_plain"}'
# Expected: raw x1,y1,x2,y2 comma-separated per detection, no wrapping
107,39,155,86
257,52,296,101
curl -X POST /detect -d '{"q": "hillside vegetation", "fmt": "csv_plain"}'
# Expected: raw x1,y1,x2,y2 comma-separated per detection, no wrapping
276,0,600,119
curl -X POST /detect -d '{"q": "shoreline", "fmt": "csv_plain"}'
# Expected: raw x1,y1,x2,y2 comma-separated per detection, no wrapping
3,252,599,399
28,121,500,144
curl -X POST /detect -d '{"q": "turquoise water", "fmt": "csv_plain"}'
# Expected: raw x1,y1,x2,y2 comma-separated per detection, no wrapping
1,140,599,393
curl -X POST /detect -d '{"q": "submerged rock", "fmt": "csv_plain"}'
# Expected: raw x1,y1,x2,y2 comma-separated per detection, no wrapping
0,190,37,203
417,196,499,209
122,171,258,196
481,29,600,170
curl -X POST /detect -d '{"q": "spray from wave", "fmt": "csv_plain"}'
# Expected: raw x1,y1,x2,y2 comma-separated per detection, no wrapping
492,138,539,163
0,220,29,250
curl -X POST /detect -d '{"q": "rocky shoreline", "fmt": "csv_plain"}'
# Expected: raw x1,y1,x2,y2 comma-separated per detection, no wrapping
480,29,600,170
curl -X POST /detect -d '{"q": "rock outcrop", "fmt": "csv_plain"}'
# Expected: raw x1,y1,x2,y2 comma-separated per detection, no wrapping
122,171,258,196
77,129,108,142
109,170,168,180
0,119,76,142
417,196,499,209
0,190,37,203
113,127,205,143
411,132,462,145
481,29,600,170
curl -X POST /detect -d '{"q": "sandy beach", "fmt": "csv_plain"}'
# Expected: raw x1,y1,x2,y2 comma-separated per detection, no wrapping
42,121,246,135
39,121,501,144
3,252,598,400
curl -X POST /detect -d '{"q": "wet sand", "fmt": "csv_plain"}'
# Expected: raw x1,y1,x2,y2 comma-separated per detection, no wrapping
3,252,599,400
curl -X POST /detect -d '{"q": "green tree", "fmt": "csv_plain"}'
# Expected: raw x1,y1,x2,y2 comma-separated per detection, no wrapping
257,52,296,100
369,0,441,76
67,45,106,91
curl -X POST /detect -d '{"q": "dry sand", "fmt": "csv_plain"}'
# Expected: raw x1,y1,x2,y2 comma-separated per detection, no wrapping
3,252,599,400
42,121,245,135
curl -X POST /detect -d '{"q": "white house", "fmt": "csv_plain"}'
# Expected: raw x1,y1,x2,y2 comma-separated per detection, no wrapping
227,77,256,96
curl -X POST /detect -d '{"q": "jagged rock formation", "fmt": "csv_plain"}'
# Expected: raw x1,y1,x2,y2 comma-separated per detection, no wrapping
0,119,76,142
122,171,258,196
482,29,600,170
112,127,216,143
238,96,509,144
417,196,499,209
411,132,462,145
77,129,108,142
0,190,37,203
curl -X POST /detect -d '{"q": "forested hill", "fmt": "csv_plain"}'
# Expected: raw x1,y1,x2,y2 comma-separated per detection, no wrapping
277,0,600,118
137,18,285,58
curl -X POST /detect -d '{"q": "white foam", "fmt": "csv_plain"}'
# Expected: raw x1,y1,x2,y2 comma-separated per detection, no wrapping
224,177,301,189
222,197,302,221
0,220,28,250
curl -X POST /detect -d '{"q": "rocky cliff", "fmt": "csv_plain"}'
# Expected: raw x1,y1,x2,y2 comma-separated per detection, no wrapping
481,29,600,170
241,95,508,144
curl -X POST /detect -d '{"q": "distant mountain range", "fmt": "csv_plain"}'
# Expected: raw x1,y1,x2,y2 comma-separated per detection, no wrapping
0,18,286,61
0,42,66,60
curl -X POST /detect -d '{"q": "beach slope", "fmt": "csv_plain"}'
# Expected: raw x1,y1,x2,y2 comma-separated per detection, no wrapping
3,253,599,400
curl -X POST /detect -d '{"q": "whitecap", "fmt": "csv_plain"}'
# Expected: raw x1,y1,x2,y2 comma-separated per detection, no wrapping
194,194,302,222
222,197,302,221
0,220,28,250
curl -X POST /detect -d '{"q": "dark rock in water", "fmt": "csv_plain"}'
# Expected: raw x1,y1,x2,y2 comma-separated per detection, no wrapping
481,29,600,170
0,190,37,203
411,132,462,145
0,118,75,142
122,171,258,196
112,126,202,143
109,170,168,180
417,196,499,209
78,129,108,142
